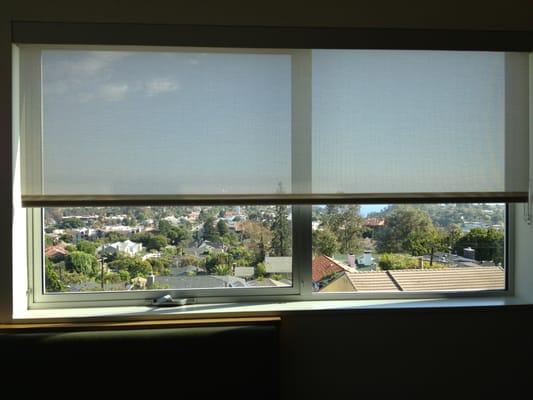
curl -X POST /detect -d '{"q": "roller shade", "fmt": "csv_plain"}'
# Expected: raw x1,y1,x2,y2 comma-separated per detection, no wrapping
18,46,529,207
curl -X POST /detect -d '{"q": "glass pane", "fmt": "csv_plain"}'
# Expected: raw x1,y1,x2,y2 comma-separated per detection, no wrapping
43,205,292,292
312,204,505,293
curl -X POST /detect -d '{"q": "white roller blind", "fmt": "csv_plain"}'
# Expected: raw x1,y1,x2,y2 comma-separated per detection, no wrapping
26,47,293,199
312,50,528,195
18,46,529,206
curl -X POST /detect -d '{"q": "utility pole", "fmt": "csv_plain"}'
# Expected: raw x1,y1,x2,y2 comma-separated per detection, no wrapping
100,256,107,290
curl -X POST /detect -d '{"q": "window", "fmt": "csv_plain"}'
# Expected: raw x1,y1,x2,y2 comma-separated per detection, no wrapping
312,204,507,293
14,40,529,308
43,206,293,293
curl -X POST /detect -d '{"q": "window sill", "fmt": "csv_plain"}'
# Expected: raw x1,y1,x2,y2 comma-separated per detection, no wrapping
8,295,530,325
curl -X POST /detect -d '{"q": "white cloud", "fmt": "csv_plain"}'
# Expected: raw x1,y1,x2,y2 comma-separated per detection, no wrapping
62,52,130,77
45,52,131,99
145,78,179,96
99,83,129,102
78,83,129,102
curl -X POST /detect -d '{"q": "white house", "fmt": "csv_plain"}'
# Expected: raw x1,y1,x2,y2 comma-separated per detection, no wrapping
98,240,143,256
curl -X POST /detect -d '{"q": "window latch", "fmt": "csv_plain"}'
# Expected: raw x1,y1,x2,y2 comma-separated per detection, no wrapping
152,294,191,307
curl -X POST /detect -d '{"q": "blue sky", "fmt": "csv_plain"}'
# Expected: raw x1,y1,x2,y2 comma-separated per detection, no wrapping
42,49,505,196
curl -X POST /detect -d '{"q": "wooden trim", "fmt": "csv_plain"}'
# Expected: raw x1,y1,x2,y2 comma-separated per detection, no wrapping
12,22,533,51
0,316,281,332
22,192,526,207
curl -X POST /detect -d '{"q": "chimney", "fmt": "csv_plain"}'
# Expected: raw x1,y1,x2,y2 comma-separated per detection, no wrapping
363,251,372,266
463,247,475,260
147,273,156,287
347,254,356,268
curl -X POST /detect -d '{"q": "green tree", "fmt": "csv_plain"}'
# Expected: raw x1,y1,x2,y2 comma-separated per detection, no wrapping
65,251,99,276
321,205,363,254
179,255,203,268
45,258,65,292
76,240,97,255
406,227,446,265
148,257,173,275
454,228,504,265
213,264,232,276
376,206,435,255
202,217,219,242
312,228,339,257
59,217,85,229
104,231,128,243
132,233,168,250
445,224,463,250
228,246,255,266
271,205,291,256
216,219,229,237
109,256,152,278
255,262,267,278
159,220,192,246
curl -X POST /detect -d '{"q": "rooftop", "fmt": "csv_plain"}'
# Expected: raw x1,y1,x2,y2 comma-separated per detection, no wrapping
312,255,354,282
325,266,505,292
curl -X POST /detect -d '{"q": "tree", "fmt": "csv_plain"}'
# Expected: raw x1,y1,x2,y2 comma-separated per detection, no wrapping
312,228,339,257
376,206,435,255
108,256,152,278
255,262,267,278
216,219,229,237
132,233,168,250
321,205,363,254
104,231,128,243
213,264,232,276
45,258,65,292
179,255,203,268
59,217,85,229
271,205,291,256
202,217,219,242
454,227,504,265
76,240,97,255
241,220,273,248
148,257,172,275
228,246,255,266
406,227,446,265
159,220,192,246
65,251,98,276
445,224,463,250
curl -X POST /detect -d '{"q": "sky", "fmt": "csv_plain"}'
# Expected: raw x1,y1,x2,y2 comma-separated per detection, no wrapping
41,49,505,196
359,204,388,216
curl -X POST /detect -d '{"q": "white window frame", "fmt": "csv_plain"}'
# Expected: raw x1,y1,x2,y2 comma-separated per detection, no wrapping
15,44,514,310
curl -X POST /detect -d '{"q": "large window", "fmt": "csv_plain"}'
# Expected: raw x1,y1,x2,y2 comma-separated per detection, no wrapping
14,42,529,307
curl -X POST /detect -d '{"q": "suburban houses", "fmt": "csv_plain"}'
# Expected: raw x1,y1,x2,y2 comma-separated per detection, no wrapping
43,204,505,293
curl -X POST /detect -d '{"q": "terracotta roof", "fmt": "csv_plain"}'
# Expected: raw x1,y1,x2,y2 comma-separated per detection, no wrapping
344,271,400,291
336,266,504,292
364,218,385,227
389,267,505,292
312,255,349,282
45,245,68,258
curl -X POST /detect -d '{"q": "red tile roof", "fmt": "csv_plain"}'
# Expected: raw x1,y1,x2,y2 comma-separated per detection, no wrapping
364,218,385,227
45,245,68,258
312,255,346,282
